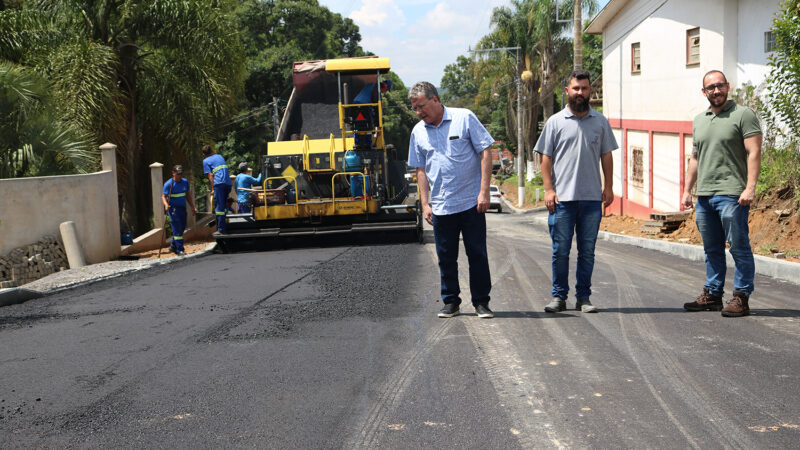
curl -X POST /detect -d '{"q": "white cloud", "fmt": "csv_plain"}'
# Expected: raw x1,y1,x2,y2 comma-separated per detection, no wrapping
349,0,406,29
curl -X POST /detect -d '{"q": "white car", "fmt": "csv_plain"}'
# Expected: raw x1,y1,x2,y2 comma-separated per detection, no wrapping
489,185,503,213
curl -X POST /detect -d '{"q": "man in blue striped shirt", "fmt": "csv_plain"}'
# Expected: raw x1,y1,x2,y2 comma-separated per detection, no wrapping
408,81,495,319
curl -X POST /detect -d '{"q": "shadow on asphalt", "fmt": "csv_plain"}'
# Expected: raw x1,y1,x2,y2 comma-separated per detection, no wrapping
750,309,800,317
600,307,688,314
488,311,580,318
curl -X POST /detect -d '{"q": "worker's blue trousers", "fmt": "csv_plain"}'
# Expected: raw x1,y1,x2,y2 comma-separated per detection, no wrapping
168,206,186,253
214,184,231,233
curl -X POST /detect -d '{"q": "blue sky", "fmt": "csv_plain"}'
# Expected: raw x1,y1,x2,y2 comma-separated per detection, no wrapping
319,0,611,87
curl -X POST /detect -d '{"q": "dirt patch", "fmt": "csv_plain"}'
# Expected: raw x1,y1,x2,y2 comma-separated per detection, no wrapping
126,239,215,260
599,189,799,263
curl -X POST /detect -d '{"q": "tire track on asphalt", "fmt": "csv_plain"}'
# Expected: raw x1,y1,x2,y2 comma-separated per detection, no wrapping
459,237,571,448
345,313,452,449
610,262,753,448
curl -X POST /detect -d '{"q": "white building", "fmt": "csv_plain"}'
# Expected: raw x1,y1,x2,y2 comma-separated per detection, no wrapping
586,0,780,218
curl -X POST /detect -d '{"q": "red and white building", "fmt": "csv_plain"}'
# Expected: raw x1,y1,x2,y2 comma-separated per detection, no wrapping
586,0,780,218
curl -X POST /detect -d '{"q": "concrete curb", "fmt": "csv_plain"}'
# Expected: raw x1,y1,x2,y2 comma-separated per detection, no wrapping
0,288,43,307
44,242,218,297
1,242,218,306
525,213,800,286
501,197,547,215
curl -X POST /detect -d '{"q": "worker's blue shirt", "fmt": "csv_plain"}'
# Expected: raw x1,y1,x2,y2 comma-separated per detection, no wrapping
354,83,377,104
408,106,494,215
203,154,231,186
234,173,264,203
163,178,190,208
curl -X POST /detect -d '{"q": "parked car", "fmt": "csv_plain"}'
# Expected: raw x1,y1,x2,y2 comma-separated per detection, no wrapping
489,185,503,213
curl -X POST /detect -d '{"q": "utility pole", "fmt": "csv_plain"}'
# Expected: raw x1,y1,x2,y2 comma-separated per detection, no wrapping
469,45,525,207
573,0,582,70
272,97,280,140
515,47,524,207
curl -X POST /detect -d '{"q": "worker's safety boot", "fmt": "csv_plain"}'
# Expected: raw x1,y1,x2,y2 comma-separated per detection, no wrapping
683,287,723,312
721,291,750,317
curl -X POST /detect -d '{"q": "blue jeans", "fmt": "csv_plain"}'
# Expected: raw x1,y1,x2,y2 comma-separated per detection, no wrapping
214,184,231,233
695,195,754,296
432,206,491,306
548,201,603,300
168,206,186,253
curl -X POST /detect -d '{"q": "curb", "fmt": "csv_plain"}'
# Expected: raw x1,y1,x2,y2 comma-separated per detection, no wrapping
2,242,218,306
524,214,800,286
501,196,547,215
0,288,43,308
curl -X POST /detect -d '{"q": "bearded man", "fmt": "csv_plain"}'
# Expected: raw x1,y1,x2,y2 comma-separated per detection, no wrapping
534,69,618,314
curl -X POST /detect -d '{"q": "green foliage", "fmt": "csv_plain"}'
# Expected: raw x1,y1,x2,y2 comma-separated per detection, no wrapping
0,63,96,178
218,0,368,168
441,56,479,107
582,29,602,81
759,0,800,193
0,0,246,232
767,0,800,145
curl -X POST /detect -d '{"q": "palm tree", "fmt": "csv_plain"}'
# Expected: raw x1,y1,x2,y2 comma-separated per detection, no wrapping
0,63,96,179
0,1,245,232
484,0,598,174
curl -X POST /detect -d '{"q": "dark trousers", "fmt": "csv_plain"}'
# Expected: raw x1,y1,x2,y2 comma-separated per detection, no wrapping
214,184,231,233
237,202,251,214
168,206,186,253
432,206,491,306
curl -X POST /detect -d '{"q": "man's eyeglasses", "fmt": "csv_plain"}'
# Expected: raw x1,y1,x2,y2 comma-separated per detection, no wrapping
412,101,429,112
704,82,727,93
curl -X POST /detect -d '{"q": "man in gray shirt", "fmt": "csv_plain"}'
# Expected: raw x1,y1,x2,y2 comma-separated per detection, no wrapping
534,69,617,313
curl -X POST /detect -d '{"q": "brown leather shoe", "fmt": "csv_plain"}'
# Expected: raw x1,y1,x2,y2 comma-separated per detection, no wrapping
684,288,723,311
721,291,750,317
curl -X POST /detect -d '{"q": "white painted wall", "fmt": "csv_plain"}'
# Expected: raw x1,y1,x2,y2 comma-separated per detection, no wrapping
652,132,681,211
601,0,778,121
737,1,780,87
0,146,120,264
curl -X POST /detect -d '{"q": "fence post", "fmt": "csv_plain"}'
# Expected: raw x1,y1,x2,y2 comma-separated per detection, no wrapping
150,163,164,229
99,143,122,256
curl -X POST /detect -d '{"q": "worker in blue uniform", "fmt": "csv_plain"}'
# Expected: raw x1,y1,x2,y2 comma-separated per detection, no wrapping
352,80,392,148
233,162,263,214
161,165,196,255
202,144,232,233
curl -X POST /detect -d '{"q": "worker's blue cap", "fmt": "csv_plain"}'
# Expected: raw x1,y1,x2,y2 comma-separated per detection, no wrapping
382,80,393,90
172,165,183,173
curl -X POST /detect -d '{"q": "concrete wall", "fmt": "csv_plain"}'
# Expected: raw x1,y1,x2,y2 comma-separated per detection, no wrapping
0,144,120,264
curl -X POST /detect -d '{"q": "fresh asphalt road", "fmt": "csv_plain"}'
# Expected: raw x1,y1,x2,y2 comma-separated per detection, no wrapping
1,213,799,448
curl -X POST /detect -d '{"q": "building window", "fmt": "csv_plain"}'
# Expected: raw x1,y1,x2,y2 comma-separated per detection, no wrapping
765,31,776,52
686,27,700,66
631,146,644,187
631,43,641,73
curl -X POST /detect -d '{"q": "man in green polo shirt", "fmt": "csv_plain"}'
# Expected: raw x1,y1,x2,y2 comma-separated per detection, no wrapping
682,70,762,317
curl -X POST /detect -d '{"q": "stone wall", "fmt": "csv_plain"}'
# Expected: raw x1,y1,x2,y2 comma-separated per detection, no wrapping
0,235,68,288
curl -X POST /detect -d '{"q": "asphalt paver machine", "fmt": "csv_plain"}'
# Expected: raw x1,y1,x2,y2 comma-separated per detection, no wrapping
215,57,421,252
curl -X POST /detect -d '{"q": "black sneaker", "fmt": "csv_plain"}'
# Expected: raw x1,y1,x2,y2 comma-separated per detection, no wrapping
475,304,494,319
438,303,460,318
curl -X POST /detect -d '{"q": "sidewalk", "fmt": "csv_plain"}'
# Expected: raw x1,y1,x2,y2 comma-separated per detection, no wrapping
501,197,800,286
0,242,217,307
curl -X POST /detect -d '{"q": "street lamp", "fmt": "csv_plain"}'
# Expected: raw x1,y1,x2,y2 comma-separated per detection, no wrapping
470,46,525,207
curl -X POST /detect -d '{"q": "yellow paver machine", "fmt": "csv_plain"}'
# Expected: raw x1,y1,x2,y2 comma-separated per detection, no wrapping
215,57,422,252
